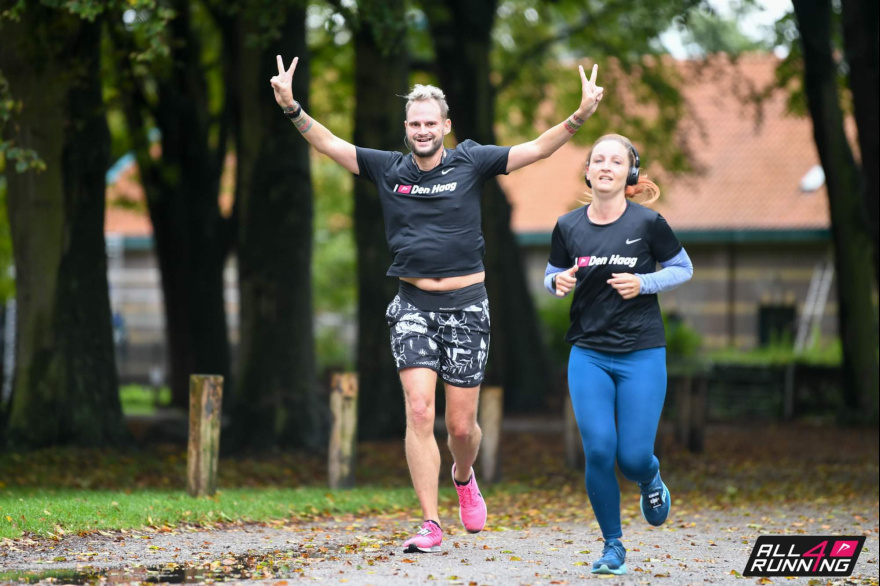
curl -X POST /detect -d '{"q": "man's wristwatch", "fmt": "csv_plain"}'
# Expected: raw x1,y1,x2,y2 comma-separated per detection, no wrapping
551,274,557,291
283,101,302,119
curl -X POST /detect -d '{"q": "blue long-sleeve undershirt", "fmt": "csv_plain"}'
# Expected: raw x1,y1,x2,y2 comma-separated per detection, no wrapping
544,248,693,296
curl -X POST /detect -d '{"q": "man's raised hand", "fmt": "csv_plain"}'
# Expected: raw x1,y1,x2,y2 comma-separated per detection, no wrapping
578,63,603,119
270,55,298,109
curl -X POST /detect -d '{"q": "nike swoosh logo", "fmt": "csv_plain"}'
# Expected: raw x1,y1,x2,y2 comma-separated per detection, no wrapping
626,238,641,244
441,167,454,175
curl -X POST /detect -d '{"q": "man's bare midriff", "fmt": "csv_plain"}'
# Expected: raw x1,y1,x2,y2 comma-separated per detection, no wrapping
400,271,485,292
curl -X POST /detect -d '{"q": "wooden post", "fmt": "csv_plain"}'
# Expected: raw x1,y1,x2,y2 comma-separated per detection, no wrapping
478,386,503,483
328,372,358,489
187,374,223,497
564,394,584,470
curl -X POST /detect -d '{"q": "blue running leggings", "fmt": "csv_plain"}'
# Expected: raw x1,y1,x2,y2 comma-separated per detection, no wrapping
568,346,667,539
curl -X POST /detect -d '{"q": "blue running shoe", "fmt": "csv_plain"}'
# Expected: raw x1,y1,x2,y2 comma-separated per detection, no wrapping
592,538,627,575
639,471,671,526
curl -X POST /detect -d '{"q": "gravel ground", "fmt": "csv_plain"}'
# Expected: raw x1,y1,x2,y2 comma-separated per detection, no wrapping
2,502,877,585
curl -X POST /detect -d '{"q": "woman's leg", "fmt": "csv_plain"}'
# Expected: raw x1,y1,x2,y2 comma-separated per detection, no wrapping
568,346,622,539
614,347,667,484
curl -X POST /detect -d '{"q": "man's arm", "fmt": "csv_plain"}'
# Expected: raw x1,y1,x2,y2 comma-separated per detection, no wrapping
270,55,359,174
506,64,603,173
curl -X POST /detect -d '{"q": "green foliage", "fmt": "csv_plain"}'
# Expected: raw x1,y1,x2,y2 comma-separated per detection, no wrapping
663,313,705,375
119,385,172,416
315,325,355,372
492,0,698,174
311,157,356,314
664,313,702,359
536,293,573,371
0,174,13,302
676,3,772,57
308,5,355,139
311,156,356,371
0,71,46,176
769,3,852,119
710,337,843,367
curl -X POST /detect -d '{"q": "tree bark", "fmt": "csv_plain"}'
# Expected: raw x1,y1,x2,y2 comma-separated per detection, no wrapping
793,0,879,421
352,0,410,439
226,6,322,449
109,0,232,409
425,0,552,411
840,0,879,283
1,8,129,447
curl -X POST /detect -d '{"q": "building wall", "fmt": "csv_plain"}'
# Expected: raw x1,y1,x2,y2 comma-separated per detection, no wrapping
522,239,838,351
108,245,240,383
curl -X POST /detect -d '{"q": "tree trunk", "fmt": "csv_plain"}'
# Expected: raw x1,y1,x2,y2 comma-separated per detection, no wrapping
1,8,129,447
109,0,232,409
840,0,879,283
352,0,410,439
793,0,879,422
226,6,322,449
425,0,552,411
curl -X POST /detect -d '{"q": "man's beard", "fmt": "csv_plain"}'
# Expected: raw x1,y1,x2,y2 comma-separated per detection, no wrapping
412,135,443,158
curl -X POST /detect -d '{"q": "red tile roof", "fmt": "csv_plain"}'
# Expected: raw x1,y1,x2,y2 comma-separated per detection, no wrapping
105,152,235,236
105,156,152,236
501,53,831,235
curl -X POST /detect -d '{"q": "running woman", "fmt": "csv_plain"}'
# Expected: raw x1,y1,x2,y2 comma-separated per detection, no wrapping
545,134,693,575
270,56,603,553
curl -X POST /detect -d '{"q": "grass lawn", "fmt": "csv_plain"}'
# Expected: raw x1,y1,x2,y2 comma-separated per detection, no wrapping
1,423,877,541
0,487,417,539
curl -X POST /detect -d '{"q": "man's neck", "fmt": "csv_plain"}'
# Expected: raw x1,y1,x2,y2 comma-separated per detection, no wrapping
412,149,445,172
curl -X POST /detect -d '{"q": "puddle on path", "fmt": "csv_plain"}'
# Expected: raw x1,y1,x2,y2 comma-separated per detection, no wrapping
0,553,311,583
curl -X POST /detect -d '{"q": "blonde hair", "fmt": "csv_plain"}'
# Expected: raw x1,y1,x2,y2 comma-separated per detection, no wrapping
404,84,449,119
582,134,660,206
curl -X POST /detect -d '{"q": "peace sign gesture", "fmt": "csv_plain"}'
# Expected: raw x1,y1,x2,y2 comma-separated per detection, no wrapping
270,55,298,109
577,63,603,119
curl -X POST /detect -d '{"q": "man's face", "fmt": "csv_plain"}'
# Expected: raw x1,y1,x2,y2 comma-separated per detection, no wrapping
405,100,450,158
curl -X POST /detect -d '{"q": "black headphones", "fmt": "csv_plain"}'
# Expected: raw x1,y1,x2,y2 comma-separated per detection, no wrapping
585,143,641,188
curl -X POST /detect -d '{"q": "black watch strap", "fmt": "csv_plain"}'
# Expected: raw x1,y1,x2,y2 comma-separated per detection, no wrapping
283,101,302,119
551,274,557,290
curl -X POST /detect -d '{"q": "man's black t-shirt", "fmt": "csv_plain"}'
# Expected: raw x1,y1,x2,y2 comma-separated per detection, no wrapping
355,139,510,277
548,201,682,352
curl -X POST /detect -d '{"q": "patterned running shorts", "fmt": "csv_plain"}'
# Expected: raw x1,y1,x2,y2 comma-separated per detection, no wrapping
385,287,491,388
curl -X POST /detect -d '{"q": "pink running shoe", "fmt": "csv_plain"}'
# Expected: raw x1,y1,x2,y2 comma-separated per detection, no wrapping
402,520,443,553
452,464,487,533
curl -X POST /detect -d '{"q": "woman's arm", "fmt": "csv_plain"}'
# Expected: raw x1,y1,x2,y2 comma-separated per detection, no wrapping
636,248,694,294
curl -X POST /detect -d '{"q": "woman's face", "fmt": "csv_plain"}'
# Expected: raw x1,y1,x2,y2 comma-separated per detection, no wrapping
586,140,630,195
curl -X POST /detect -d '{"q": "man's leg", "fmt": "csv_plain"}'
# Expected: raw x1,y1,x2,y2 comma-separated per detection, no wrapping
401,366,442,524
445,382,487,533
445,383,482,482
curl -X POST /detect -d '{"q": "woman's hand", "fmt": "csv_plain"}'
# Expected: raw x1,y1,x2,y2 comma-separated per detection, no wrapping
608,273,641,300
555,265,579,297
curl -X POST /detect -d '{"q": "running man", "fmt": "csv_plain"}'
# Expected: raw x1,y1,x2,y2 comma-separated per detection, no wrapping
270,55,603,553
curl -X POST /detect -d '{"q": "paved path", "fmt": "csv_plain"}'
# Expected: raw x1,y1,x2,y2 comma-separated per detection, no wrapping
2,503,877,584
